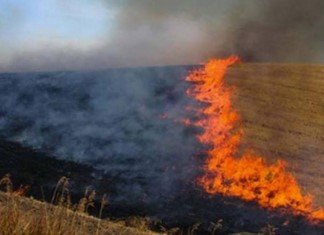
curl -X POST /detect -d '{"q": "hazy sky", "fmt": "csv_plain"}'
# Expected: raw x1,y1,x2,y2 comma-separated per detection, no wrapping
0,0,114,70
1,0,323,72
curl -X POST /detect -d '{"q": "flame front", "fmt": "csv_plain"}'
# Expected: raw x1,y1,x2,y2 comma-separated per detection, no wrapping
186,57,324,221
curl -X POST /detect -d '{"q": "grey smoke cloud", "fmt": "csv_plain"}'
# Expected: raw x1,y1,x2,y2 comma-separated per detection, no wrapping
1,0,324,72
0,66,201,202
221,0,324,62
108,0,324,63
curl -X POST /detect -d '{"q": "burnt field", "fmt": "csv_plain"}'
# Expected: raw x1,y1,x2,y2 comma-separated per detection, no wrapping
0,63,323,234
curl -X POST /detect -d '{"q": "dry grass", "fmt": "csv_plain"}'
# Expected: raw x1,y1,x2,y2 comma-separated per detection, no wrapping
226,63,324,207
0,174,159,235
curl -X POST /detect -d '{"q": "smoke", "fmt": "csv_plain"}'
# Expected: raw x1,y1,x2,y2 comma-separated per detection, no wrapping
222,0,324,62
1,0,323,72
108,0,324,63
0,66,201,202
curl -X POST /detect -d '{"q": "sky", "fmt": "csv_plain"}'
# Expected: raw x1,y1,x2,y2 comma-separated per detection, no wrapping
0,0,323,72
0,0,113,70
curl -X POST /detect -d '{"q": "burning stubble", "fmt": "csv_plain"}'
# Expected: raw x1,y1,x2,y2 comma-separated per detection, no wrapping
185,57,324,222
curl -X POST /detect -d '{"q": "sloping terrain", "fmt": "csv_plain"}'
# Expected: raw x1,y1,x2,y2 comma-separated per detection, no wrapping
0,63,323,234
0,191,159,235
226,63,324,207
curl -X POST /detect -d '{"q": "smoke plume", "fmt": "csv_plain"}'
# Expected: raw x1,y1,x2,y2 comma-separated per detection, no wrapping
1,0,324,72
222,0,324,62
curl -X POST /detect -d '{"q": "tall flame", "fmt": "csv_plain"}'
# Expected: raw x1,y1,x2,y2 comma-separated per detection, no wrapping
186,56,324,221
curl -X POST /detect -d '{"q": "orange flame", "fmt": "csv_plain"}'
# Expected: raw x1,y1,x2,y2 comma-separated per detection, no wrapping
186,56,324,221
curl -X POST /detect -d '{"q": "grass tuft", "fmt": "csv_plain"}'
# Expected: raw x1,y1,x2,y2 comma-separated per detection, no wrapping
0,174,158,235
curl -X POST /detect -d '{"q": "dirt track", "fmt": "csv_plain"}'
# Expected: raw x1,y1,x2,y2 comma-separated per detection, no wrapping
226,63,324,207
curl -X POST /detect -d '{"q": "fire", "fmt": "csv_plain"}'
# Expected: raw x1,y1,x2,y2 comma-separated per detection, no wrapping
186,56,324,221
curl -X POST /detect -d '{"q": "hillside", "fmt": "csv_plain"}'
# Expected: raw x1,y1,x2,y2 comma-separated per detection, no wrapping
0,191,159,235
226,63,324,207
0,63,323,234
